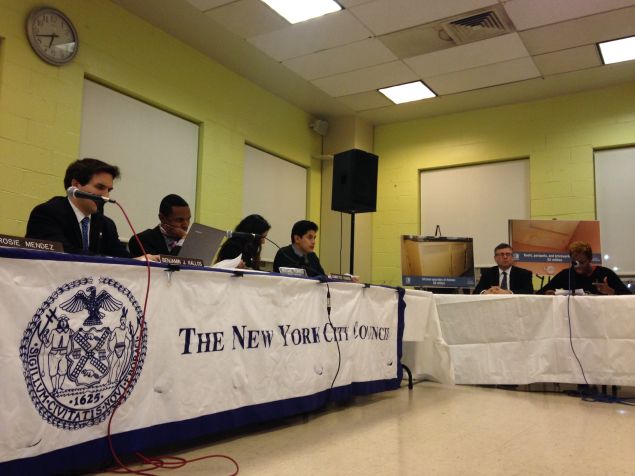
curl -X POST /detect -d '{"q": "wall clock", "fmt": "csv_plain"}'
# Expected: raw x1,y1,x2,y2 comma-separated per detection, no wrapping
26,7,79,66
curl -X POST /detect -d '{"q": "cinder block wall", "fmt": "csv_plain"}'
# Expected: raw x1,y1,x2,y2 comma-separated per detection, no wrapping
373,82,635,285
0,0,321,237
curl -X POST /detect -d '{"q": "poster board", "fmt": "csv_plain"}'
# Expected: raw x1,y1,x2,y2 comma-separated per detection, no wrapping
401,236,475,288
509,219,601,276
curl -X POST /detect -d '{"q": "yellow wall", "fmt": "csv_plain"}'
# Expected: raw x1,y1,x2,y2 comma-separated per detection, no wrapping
373,82,635,285
3,0,635,284
0,0,321,237
320,116,374,282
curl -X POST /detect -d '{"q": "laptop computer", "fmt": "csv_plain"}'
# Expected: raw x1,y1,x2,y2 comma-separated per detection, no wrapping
178,223,226,266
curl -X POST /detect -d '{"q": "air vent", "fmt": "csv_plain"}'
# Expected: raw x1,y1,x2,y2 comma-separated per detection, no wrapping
377,4,516,59
441,6,514,45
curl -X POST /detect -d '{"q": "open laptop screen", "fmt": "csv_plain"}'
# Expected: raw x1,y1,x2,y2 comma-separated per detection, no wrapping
178,223,226,266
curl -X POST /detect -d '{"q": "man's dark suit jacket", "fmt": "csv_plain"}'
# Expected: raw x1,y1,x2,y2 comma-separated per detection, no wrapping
128,226,179,257
26,196,129,258
473,265,534,294
273,244,325,277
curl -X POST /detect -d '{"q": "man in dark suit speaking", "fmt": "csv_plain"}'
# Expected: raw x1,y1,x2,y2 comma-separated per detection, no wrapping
26,158,130,258
473,243,534,294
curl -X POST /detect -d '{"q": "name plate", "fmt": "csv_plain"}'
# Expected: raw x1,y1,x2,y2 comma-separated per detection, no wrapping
159,254,204,267
0,234,63,252
328,273,353,282
279,266,307,277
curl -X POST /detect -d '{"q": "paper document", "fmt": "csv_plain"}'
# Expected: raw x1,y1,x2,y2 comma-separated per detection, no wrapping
211,254,243,269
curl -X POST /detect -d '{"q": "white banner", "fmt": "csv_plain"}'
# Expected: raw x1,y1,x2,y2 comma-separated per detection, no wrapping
0,249,402,473
404,293,635,385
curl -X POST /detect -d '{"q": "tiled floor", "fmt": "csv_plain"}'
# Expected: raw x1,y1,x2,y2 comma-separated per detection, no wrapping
103,382,635,475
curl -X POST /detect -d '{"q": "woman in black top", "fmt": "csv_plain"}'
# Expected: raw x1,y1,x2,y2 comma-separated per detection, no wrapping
216,214,271,270
537,241,632,295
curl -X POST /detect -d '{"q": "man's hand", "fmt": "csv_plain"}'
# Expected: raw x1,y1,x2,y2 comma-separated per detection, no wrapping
594,277,615,295
484,286,512,295
162,222,188,240
134,254,160,262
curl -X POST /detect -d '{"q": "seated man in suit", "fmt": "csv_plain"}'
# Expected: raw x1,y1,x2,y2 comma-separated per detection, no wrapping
537,241,631,295
273,220,326,277
473,243,533,294
128,194,191,257
26,158,131,258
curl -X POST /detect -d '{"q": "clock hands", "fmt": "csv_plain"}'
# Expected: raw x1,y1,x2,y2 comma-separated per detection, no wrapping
36,33,60,48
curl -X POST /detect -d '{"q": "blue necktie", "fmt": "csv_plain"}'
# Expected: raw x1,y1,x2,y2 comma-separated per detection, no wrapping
81,217,90,251
501,271,508,290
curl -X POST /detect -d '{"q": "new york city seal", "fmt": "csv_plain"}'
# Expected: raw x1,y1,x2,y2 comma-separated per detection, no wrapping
20,277,147,430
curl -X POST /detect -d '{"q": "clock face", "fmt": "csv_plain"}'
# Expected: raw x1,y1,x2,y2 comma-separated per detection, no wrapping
26,8,78,66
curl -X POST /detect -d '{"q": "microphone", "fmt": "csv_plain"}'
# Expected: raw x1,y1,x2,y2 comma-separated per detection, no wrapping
67,186,117,204
226,231,260,239
568,259,581,294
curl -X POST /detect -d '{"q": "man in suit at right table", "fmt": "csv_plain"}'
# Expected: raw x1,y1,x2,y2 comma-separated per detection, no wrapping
473,243,534,294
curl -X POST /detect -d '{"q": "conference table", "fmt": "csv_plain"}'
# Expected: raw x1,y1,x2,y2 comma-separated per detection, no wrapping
0,248,404,475
4,245,633,474
403,290,635,386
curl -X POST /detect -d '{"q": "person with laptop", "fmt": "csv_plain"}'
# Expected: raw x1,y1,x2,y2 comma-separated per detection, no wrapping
129,194,191,257
273,220,326,278
537,241,631,295
473,242,534,294
216,214,271,270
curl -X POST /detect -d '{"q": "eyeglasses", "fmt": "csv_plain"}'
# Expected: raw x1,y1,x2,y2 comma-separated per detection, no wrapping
573,258,590,265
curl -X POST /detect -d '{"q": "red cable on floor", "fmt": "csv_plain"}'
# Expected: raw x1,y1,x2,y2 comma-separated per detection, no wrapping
106,202,239,476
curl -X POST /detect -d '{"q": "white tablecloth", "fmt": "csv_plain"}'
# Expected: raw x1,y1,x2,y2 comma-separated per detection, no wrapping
404,292,635,386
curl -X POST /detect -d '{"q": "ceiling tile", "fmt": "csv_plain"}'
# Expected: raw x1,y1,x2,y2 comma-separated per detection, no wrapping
185,0,234,12
204,0,288,38
115,0,635,125
425,57,541,94
248,10,372,61
378,23,455,59
337,90,394,111
533,45,602,76
405,33,529,77
504,0,635,31
283,39,397,80
338,0,375,7
520,6,635,55
359,61,635,124
311,61,418,96
350,0,497,36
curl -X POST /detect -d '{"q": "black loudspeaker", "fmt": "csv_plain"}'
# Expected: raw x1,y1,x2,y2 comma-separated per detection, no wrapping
331,149,378,214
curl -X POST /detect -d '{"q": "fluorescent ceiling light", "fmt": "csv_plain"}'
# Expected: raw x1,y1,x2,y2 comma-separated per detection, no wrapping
379,81,436,104
261,0,342,24
598,36,635,64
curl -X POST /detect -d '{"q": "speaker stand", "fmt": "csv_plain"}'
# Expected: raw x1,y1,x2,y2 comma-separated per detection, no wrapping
349,212,355,275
